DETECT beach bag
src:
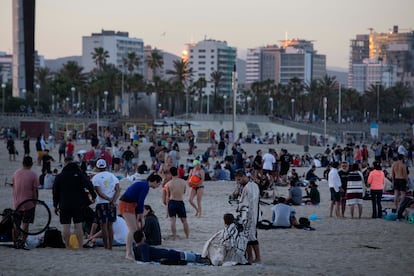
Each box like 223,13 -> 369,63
38,227 -> 65,248
189,175 -> 201,188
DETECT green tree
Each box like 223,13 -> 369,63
166,59 -> 193,115
210,71 -> 223,113
91,47 -> 109,71
146,49 -> 164,80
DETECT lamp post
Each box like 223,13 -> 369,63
376,82 -> 380,122
65,97 -> 70,112
1,83 -> 5,113
323,97 -> 327,147
247,96 -> 252,115
223,95 -> 227,115
269,97 -> 274,115
35,84 -> 40,112
71,86 -> 76,110
104,90 -> 108,113
291,98 -> 295,120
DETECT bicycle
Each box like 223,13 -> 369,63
0,198 -> 52,237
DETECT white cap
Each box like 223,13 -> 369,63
96,159 -> 107,169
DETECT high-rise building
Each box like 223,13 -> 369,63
82,30 -> 144,74
245,39 -> 326,86
348,26 -> 414,92
12,0 -> 36,98
185,39 -> 237,96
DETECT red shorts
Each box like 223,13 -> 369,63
118,200 -> 137,214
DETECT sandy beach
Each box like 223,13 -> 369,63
0,138 -> 413,276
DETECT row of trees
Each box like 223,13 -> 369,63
1,47 -> 412,122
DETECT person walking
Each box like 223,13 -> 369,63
118,173 -> 162,260
91,159 -> 120,250
53,158 -> 97,249
12,156 -> 39,249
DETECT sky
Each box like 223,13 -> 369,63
0,0 -> 413,69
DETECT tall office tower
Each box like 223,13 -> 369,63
349,26 -> 414,93
82,30 -> 144,75
186,39 -> 237,96
12,0 -> 35,98
279,39 -> 326,86
246,48 -> 261,84
261,45 -> 281,84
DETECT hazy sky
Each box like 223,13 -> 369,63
1,0 -> 413,69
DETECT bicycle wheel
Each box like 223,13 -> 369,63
14,199 -> 51,235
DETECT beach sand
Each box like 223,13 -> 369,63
0,139 -> 412,275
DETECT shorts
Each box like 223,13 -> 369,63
118,200 -> 137,214
192,185 -> 205,192
394,179 -> 408,192
95,203 -> 117,223
330,187 -> 340,202
17,207 -> 35,224
346,198 -> 363,205
168,200 -> 187,218
262,169 -> 273,175
113,157 -> 121,165
60,208 -> 83,224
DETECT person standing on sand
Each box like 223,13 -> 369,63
118,173 -> 162,260
92,159 -> 120,250
166,166 -> 189,240
391,154 -> 408,210
234,169 -> 261,264
53,157 -> 97,249
328,161 -> 341,217
367,161 -> 385,218
345,163 -> 365,219
12,156 -> 39,249
188,159 -> 205,217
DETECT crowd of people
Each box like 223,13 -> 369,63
6,126 -> 414,266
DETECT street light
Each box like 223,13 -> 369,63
223,95 -> 227,115
323,97 -> 327,146
71,86 -> 76,110
35,84 -> 40,112
1,83 -> 5,113
247,96 -> 252,115
269,97 -> 274,115
104,90 -> 108,112
65,97 -> 70,112
376,82 -> 380,122
291,98 -> 295,120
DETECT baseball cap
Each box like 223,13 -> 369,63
96,159 -> 107,169
193,159 -> 200,166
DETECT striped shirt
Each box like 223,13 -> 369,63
346,171 -> 364,199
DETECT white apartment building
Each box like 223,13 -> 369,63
186,39 -> 237,96
246,48 -> 261,84
82,30 -> 144,74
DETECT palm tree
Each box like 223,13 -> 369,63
124,52 -> 141,76
166,59 -> 193,115
91,47 -> 109,71
34,67 -> 53,112
210,71 -> 223,113
193,77 -> 207,113
146,49 -> 164,80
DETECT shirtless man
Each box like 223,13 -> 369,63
159,156 -> 174,217
166,166 -> 189,240
391,154 -> 409,210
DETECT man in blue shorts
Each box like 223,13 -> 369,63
166,167 -> 189,239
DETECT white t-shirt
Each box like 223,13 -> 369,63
92,171 -> 119,204
113,216 -> 128,244
271,204 -> 296,227
262,153 -> 276,171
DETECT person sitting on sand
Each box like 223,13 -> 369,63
132,230 -> 209,265
303,181 -> 320,205
201,213 -> 248,266
143,205 -> 162,245
271,197 -> 299,228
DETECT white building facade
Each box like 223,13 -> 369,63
82,30 -> 144,74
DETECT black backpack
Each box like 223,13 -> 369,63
38,227 -> 65,248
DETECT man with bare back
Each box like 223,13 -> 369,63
166,166 -> 189,240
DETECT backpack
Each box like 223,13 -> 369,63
38,227 -> 65,248
0,208 -> 13,242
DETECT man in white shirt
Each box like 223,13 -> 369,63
262,149 -> 276,184
328,162 -> 342,217
92,159 -> 121,249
